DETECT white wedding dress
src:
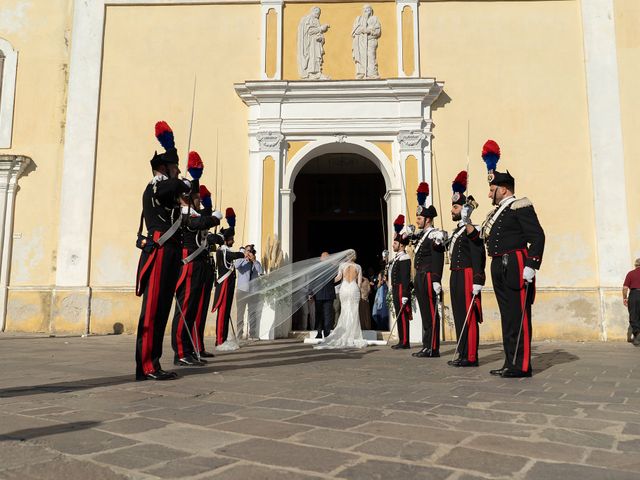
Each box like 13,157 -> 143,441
314,262 -> 368,349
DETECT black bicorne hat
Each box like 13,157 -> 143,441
222,227 -> 235,240
416,205 -> 438,219
489,170 -> 515,190
394,232 -> 411,246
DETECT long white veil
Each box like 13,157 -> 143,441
218,249 -> 354,350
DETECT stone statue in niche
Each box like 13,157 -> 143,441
297,6 -> 330,80
351,4 -> 381,79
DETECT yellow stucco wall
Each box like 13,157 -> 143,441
2,0 -> 71,287
283,2 -> 397,80
615,0 -> 640,263
92,4 -> 259,292
2,0 -> 72,333
420,0 -> 596,289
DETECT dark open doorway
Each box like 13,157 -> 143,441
292,153 -> 387,275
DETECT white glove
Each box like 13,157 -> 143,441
212,210 -> 223,220
433,282 -> 442,295
406,225 -> 416,236
401,297 -> 408,305
523,266 -> 536,283
461,204 -> 474,224
472,284 -> 483,295
431,230 -> 448,245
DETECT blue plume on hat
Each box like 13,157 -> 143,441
155,121 -> 175,151
482,140 -> 500,172
393,215 -> 405,234
416,182 -> 429,207
225,208 -> 236,228
452,171 -> 467,194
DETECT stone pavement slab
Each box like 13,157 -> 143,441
0,334 -> 639,479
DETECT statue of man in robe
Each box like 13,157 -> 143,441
351,4 -> 381,79
297,6 -> 330,80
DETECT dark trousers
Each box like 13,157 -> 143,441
315,299 -> 334,336
171,254 -> 214,359
212,275 -> 236,345
135,240 -> 181,377
414,271 -> 439,351
392,284 -> 411,346
450,268 -> 482,362
196,266 -> 215,352
629,290 -> 640,335
491,251 -> 534,373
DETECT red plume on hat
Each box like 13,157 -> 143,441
225,207 -> 236,228
393,214 -> 405,234
155,121 -> 175,151
452,171 -> 467,194
199,185 -> 211,198
416,182 -> 429,207
187,151 -> 204,179
481,140 -> 500,173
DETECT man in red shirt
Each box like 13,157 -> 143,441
623,258 -> 640,346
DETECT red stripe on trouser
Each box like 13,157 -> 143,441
176,261 -> 193,359
193,285 -> 206,351
142,231 -> 163,374
426,273 -> 437,350
136,249 -> 157,296
464,267 -> 478,362
215,280 -> 229,345
516,251 -> 530,372
399,284 -> 407,345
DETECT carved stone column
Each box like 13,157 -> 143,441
0,155 -> 32,331
249,131 -> 285,254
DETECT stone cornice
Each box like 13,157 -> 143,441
235,78 -> 444,106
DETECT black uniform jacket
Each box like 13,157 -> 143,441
449,224 -> 486,285
215,246 -> 246,281
389,252 -> 412,297
181,206 -> 220,260
413,228 -> 445,283
483,197 -> 545,270
142,177 -> 190,242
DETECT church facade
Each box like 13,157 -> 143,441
0,0 -> 638,341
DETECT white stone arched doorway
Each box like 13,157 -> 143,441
281,138 -> 402,262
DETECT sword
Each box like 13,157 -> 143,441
451,292 -> 477,363
386,302 -> 407,346
512,281 -> 530,366
174,295 -> 201,362
437,291 -> 446,342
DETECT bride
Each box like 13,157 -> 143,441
315,252 -> 368,349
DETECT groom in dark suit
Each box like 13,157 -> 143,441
314,251 -> 337,338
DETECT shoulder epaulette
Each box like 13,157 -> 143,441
511,197 -> 533,210
398,253 -> 411,261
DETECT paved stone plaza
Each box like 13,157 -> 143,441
0,335 -> 639,479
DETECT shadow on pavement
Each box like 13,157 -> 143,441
0,421 -> 101,441
0,344 -> 374,398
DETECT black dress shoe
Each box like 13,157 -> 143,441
390,343 -> 402,349
414,348 -> 431,358
174,356 -> 205,367
627,325 -> 634,343
392,344 -> 410,349
315,333 -> 323,339
447,358 -> 461,366
199,350 -> 215,358
501,368 -> 532,378
455,359 -> 479,367
426,350 -> 440,358
140,370 -> 179,381
490,367 -> 507,376
412,347 -> 428,357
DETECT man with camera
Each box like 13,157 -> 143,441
135,122 -> 190,381
235,244 -> 264,340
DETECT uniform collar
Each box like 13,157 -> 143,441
499,195 -> 515,206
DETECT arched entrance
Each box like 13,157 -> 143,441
292,153 -> 387,270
